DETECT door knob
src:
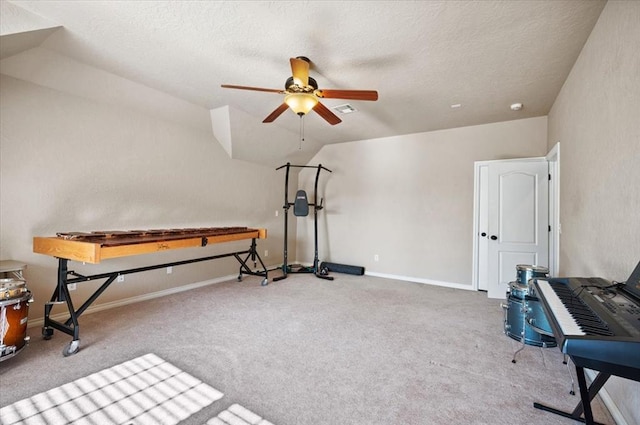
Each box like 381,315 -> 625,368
490,235 -> 498,240
481,232 -> 487,237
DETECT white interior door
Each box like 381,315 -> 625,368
483,160 -> 549,298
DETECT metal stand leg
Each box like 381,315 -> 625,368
273,163 -> 291,283
512,301 -> 527,363
43,258 -> 82,356
236,238 -> 269,286
533,366 -> 610,425
43,243 -> 270,356
564,354 -> 576,395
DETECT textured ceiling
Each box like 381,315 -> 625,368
1,1 -> 606,164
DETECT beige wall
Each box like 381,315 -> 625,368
547,1 -> 640,423
549,1 -> 640,279
0,75 -> 285,322
298,116 -> 548,286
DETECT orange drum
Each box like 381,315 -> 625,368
1,278 -> 32,362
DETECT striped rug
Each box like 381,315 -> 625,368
0,353 -> 223,425
207,403 -> 274,425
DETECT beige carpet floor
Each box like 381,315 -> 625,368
0,273 -> 615,424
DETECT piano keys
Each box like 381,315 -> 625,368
534,278 -> 640,375
532,274 -> 640,425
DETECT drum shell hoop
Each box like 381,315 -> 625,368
516,264 -> 549,286
0,278 -> 28,300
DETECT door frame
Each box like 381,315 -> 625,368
472,149 -> 560,292
546,142 -> 561,277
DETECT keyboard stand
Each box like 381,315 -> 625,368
533,366 -> 609,425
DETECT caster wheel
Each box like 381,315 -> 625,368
63,340 -> 80,357
42,327 -> 54,340
261,278 -> 268,286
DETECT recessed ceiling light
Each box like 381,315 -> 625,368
333,104 -> 358,114
510,103 -> 523,111
450,103 -> 462,109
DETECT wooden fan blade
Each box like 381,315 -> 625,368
312,102 -> 342,125
221,84 -> 283,94
263,103 -> 290,123
290,57 -> 309,87
315,89 -> 378,101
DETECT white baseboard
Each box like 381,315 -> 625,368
27,273 -> 239,329
585,369 -> 628,425
28,269 -> 472,329
365,271 -> 473,291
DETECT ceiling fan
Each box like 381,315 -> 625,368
221,56 -> 378,125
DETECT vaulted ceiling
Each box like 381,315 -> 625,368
0,1 -> 606,166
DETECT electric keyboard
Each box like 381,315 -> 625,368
534,277 -> 640,380
532,276 -> 640,425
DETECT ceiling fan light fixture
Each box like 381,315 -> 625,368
222,57 -> 377,125
285,93 -> 318,116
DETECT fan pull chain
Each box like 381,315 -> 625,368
299,116 -> 305,149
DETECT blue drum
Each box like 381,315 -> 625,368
525,297 -> 556,345
503,294 -> 556,348
516,264 -> 549,286
508,280 -> 530,299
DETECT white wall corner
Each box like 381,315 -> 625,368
1,48 -> 211,131
210,105 -> 233,158
0,2 -> 62,60
0,2 -> 60,36
212,104 -> 322,167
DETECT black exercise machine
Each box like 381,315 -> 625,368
273,162 -> 334,281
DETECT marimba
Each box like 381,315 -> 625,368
33,227 -> 268,356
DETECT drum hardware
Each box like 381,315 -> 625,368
527,317 -> 555,337
502,300 -> 527,363
1,278 -> 28,300
509,280 -> 531,299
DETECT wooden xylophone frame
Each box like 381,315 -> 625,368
33,227 -> 268,356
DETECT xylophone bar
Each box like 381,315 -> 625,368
34,227 -> 266,264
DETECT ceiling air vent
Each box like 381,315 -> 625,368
332,104 -> 358,114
